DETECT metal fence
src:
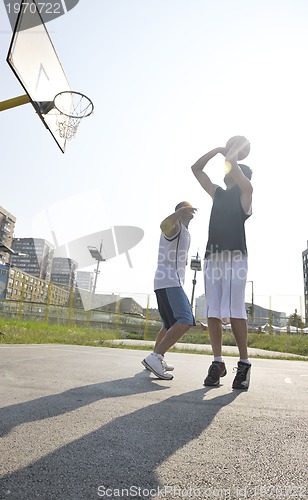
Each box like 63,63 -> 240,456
0,296 -> 162,340
0,291 -> 306,333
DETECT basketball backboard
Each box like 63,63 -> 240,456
7,0 -> 74,153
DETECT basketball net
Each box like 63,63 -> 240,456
55,91 -> 94,140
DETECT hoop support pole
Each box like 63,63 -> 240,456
0,94 -> 30,112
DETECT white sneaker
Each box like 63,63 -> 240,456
162,359 -> 174,371
142,354 -> 174,371
141,353 -> 173,380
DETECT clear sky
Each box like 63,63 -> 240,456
0,0 -> 307,316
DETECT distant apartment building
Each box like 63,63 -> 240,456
5,266 -> 69,305
72,271 -> 94,309
11,238 -> 54,281
0,264 -> 8,299
195,293 -> 286,327
76,271 -> 94,292
195,294 -> 206,320
302,242 -> 308,324
51,257 -> 77,289
0,206 -> 16,264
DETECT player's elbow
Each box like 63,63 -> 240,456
191,163 -> 200,177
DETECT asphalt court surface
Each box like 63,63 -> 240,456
0,344 -> 307,499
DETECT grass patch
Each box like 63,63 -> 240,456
0,317 -> 307,359
247,332 -> 308,356
0,318 -> 123,346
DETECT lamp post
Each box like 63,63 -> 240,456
88,241 -> 106,309
190,251 -> 202,309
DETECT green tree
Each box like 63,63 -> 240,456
287,313 -> 304,330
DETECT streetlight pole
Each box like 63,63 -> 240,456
190,251 -> 202,309
92,258 -> 100,297
88,241 -> 106,310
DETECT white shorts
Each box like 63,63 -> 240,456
203,251 -> 248,322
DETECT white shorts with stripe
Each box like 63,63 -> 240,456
203,251 -> 248,322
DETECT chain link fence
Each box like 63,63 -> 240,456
0,289 -> 306,336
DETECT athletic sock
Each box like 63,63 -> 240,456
214,356 -> 223,363
240,359 -> 251,365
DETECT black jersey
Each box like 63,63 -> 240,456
205,185 -> 251,259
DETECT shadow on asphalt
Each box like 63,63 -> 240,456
0,372 -> 169,438
0,374 -> 241,499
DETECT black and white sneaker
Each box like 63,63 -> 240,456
204,361 -> 227,386
232,361 -> 251,390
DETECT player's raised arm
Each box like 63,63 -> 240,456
160,204 -> 197,238
191,147 -> 226,197
225,137 -> 252,189
225,136 -> 253,214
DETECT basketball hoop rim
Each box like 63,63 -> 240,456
53,90 -> 94,118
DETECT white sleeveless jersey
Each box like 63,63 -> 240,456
154,223 -> 190,290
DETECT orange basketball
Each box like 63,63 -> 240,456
226,136 -> 250,160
